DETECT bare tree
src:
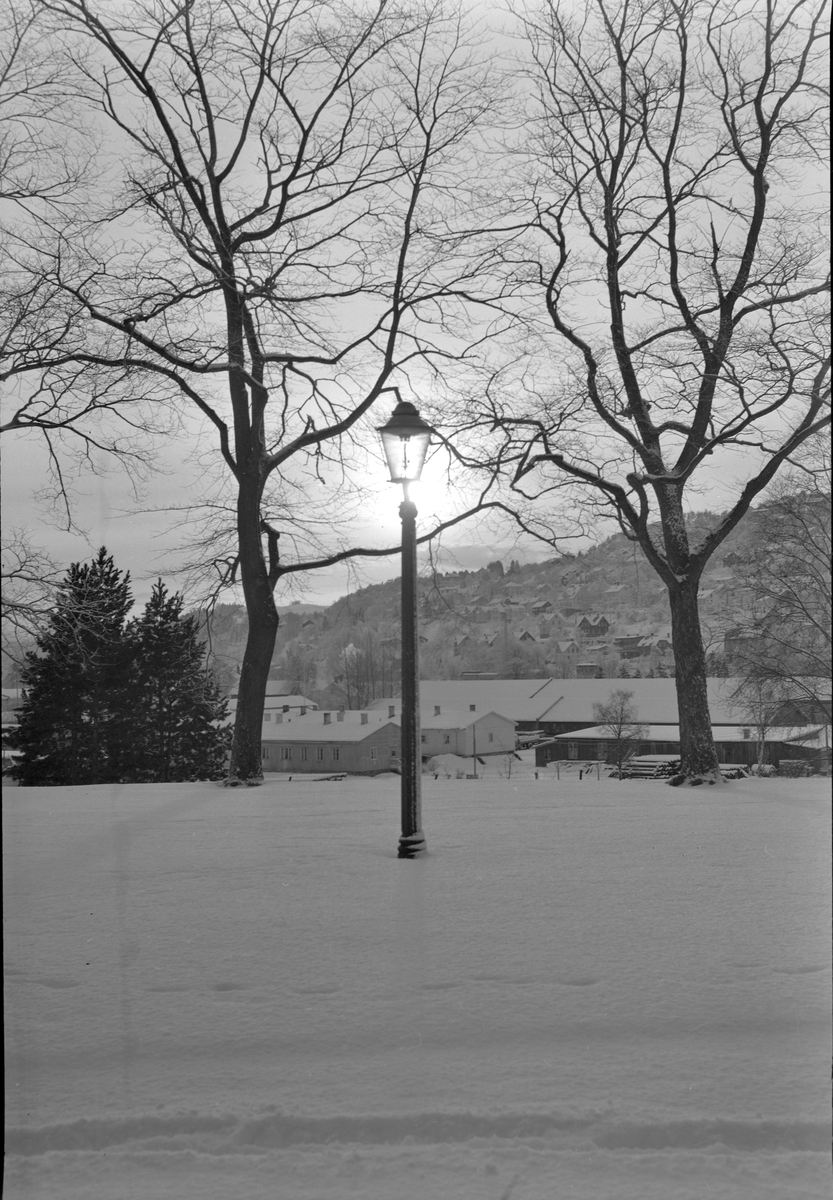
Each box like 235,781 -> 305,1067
1,0 -> 176,529
1,529 -> 63,666
728,673 -> 785,769
592,688 -> 646,777
475,0 -> 830,781
0,0 -> 89,208
13,0 -> 506,781
728,445 -> 831,722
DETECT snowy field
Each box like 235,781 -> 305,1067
3,772 -> 831,1199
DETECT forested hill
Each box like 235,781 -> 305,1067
200,497 -> 831,701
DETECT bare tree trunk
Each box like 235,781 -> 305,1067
228,478 -> 279,783
668,579 -> 720,783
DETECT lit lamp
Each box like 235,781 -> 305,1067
377,398 -> 433,858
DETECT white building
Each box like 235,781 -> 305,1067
260,703 -> 516,774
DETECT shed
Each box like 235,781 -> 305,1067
535,723 -> 829,771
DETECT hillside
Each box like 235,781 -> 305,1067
7,499 -> 819,700
203,504 -> 794,704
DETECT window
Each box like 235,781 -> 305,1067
261,746 -> 269,760
264,712 -> 271,722
316,747 -> 325,761
370,747 -> 377,760
567,742 -> 578,760
421,734 -> 427,743
488,732 -> 494,743
301,747 -> 308,761
597,742 -> 607,760
390,747 -> 397,757
332,747 -> 340,761
281,747 -> 292,760
443,734 -> 451,745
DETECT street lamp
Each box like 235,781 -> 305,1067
377,398 -> 433,858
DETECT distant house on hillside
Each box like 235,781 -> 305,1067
551,639 -> 580,655
577,614 -> 610,636
613,634 -> 645,657
698,588 -> 719,613
581,639 -> 610,654
723,627 -> 764,664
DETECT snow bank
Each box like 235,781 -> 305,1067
4,775 -> 830,1198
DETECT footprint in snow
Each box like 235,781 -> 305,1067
290,984 -> 342,995
772,965 -> 825,975
470,974 -> 538,985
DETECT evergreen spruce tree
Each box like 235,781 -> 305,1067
127,582 -> 229,782
11,549 -> 133,786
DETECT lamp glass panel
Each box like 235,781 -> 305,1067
380,429 -> 431,483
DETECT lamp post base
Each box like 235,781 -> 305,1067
397,831 -> 427,859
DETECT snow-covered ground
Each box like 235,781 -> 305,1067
4,772 -> 830,1199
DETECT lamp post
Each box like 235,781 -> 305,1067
377,399 -> 433,858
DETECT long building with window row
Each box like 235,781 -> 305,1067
260,705 -> 516,775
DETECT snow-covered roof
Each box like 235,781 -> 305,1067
551,723 -> 827,744
388,706 -> 515,731
227,693 -> 317,722
370,680 -> 565,722
228,680 -> 300,699
369,678 -> 755,725
260,705 -> 516,740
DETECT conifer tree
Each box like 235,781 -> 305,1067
11,549 -> 132,785
126,582 -> 229,782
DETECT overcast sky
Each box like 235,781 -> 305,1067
0,418 -> 559,610
2,413 -> 760,613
